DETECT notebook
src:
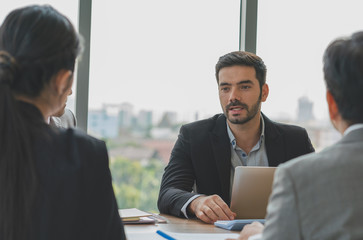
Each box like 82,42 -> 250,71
230,166 -> 276,219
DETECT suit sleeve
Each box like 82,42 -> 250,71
157,125 -> 199,217
261,166 -> 302,240
282,127 -> 315,164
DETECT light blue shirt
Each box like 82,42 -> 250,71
226,114 -> 268,166
181,114 -> 269,218
227,114 -> 268,197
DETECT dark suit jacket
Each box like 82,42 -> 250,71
18,102 -> 126,240
157,113 -> 314,218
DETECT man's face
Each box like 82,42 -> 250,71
53,88 -> 72,117
218,65 -> 268,125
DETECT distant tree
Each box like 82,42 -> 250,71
110,157 -> 165,212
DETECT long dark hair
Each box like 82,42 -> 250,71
0,5 -> 81,240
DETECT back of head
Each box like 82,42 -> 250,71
323,31 -> 363,124
0,5 -> 81,240
215,51 -> 267,89
0,5 -> 81,97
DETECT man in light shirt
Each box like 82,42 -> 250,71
158,51 -> 314,223
235,31 -> 363,240
49,108 -> 77,128
49,89 -> 76,128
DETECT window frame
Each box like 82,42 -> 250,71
75,0 -> 258,132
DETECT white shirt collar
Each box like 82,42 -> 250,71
226,114 -> 265,147
344,123 -> 363,136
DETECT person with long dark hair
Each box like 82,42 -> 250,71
0,5 -> 125,240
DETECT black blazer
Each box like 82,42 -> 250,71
157,113 -> 314,218
19,102 -> 126,240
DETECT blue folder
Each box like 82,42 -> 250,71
214,219 -> 265,231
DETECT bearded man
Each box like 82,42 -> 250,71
158,51 -> 314,223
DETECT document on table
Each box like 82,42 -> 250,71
119,208 -> 152,220
128,231 -> 239,240
163,232 -> 239,240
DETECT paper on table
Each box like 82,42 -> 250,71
127,231 -> 239,240
126,232 -> 167,240
119,208 -> 152,219
126,228 -> 239,240
166,232 -> 239,240
123,216 -> 156,224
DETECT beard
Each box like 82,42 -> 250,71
224,95 -> 261,125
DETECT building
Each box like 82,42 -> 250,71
88,109 -> 119,138
137,110 -> 153,130
88,103 -> 156,139
297,96 -> 314,123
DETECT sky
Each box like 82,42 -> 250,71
2,0 -> 363,123
257,0 -> 363,122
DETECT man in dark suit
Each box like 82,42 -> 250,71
158,51 -> 314,223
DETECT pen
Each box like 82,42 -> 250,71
156,230 -> 177,240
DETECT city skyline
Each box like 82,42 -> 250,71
83,94 -> 327,127
86,95 -> 340,152
2,1 -> 363,125
86,0 -> 363,124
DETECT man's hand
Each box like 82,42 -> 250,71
230,221 -> 264,240
188,195 -> 236,223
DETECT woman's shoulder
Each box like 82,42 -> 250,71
65,128 -> 106,149
35,127 -> 109,172
61,128 -> 108,165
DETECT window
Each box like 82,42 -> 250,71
89,0 -> 240,212
256,0 -> 363,151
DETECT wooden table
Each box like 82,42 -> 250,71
124,214 -> 240,239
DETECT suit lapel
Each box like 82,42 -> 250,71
209,114 -> 232,204
263,113 -> 285,167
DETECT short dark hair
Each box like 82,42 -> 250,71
323,31 -> 363,124
215,51 -> 267,89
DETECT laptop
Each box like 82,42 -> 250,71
230,166 -> 276,219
